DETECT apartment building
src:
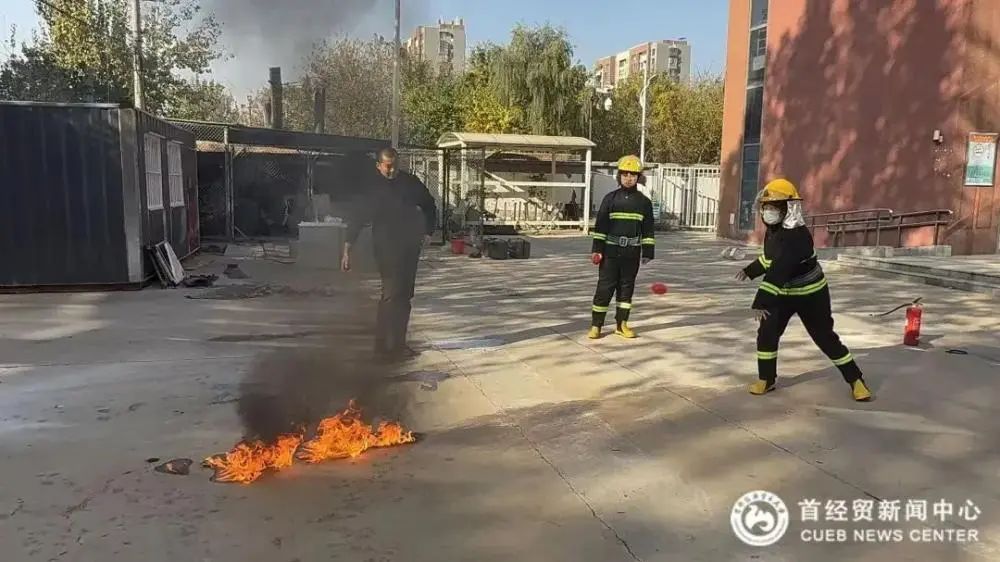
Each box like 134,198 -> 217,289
594,39 -> 691,89
405,18 -> 467,75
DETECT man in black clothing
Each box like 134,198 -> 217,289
736,178 -> 872,401
341,147 -> 437,361
588,155 -> 656,340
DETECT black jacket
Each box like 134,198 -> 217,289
591,187 -> 656,260
743,225 -> 827,309
345,169 -> 437,250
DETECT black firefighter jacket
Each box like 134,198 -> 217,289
742,225 -> 828,310
591,187 -> 656,260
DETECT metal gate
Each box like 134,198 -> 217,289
648,164 -> 721,230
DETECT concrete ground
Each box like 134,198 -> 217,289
2,233 -> 999,562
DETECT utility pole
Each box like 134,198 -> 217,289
391,0 -> 401,148
131,0 -> 144,110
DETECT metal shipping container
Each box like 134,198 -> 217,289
0,102 -> 198,290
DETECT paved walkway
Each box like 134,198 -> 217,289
1,233 -> 999,561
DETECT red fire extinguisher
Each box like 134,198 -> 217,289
870,297 -> 923,346
904,302 -> 923,346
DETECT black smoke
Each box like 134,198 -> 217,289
202,0 -> 430,96
234,277 -> 410,443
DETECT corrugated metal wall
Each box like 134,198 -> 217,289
0,103 -> 130,287
0,104 -> 199,289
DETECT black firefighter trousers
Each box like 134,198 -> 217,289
591,249 -> 641,327
756,285 -> 863,384
374,241 -> 422,354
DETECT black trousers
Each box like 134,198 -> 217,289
374,242 -> 422,353
756,285 -> 863,383
591,250 -> 641,327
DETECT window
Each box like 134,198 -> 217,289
751,0 -> 769,28
167,141 -> 184,207
743,86 -> 764,144
747,28 -> 767,85
738,0 -> 769,231
738,144 -> 762,230
144,133 -> 163,210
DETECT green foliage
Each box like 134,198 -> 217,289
648,73 -> 724,164
589,72 -> 724,164
1,4 -> 724,158
489,25 -> 587,135
402,59 -> 462,146
167,77 -> 240,123
1,0 -> 224,115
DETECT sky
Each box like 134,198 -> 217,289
2,0 -> 730,98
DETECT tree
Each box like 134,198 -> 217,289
648,73 -> 724,164
590,76 -> 644,161
456,82 -> 520,134
401,59 -> 462,146
1,0 -> 225,115
490,25 -> 588,136
167,78 -> 240,123
274,36 -> 395,138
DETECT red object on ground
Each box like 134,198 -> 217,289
591,253 -> 603,265
904,303 -> 922,346
450,238 -> 466,254
651,282 -> 668,295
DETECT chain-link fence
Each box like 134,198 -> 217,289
167,115 -> 493,243
648,164 -> 721,230
396,148 -> 444,228
438,148 -> 486,237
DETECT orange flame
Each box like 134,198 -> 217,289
203,401 -> 415,484
297,400 -> 415,463
203,433 -> 304,484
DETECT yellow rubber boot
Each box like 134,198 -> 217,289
749,380 -> 776,395
615,322 -> 636,339
587,326 -> 602,339
852,379 -> 872,401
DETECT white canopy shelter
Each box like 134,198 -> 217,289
436,132 -> 597,232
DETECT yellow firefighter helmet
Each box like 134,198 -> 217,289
758,178 -> 801,202
617,155 -> 643,173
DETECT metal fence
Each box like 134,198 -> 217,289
648,164 -> 721,230
397,148 -> 445,228
439,148 -> 486,235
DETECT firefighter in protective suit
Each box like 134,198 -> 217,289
736,179 -> 873,401
588,155 -> 656,339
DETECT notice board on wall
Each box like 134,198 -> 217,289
964,132 -> 998,187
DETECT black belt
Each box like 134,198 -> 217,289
607,236 -> 641,247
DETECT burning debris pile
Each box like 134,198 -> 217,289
203,400 -> 415,484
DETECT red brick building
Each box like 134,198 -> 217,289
718,0 -> 1000,254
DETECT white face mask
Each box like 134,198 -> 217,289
762,208 -> 783,225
